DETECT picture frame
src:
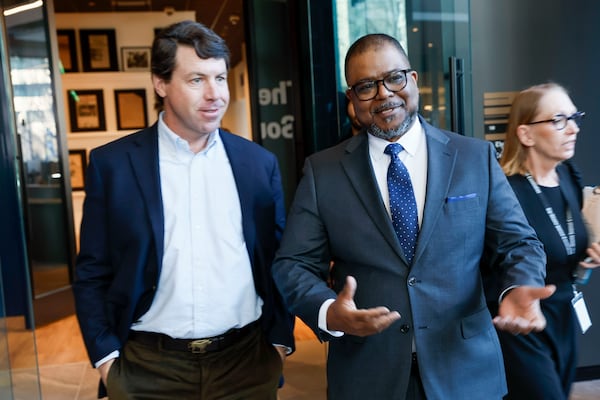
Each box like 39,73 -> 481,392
114,89 -> 148,130
121,47 -> 151,72
68,149 -> 87,191
56,29 -> 78,72
67,89 -> 106,132
79,29 -> 118,72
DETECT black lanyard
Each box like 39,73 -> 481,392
525,173 -> 575,256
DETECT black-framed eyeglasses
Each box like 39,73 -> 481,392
348,69 -> 413,101
526,111 -> 586,130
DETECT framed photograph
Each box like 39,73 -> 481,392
114,89 -> 148,130
68,149 -> 87,191
79,29 -> 118,72
67,89 -> 106,132
121,47 -> 151,72
57,29 -> 78,72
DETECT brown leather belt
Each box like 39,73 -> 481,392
129,320 -> 259,354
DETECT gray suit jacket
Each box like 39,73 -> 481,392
272,116 -> 546,399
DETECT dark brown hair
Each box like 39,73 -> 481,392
151,20 -> 230,108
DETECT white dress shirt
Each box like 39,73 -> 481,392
131,113 -> 263,338
96,116 -> 264,368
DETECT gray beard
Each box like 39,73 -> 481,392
367,111 -> 417,141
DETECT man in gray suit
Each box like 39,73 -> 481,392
272,33 -> 556,399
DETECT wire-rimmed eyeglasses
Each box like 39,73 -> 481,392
348,69 -> 413,101
526,111 -> 586,130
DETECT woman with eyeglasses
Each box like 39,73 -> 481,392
497,82 -> 600,399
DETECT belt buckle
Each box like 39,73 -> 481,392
188,339 -> 212,354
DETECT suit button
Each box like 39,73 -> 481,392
400,324 -> 410,333
408,277 -> 417,286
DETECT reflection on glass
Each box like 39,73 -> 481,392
2,1 -> 71,398
12,61 -> 59,184
8,5 -> 71,299
333,0 -> 408,93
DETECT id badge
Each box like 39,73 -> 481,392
571,291 -> 592,334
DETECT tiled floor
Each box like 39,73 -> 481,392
11,362 -> 98,400
6,315 -> 600,399
27,340 -> 600,400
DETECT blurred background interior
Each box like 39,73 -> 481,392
1,0 -> 599,398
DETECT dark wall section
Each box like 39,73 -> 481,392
245,0 -> 340,206
470,0 -> 600,186
245,0 -> 303,206
293,0 -> 340,155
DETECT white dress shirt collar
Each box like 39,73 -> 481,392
158,111 -> 219,155
368,115 -> 423,160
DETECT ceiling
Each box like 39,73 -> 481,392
51,0 -> 245,65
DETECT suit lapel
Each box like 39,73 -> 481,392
413,122 -> 455,264
220,131 -> 256,262
341,135 -> 406,261
128,125 -> 165,269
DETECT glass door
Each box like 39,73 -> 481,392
5,0 -> 76,326
0,0 -> 43,397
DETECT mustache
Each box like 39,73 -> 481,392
372,101 -> 404,114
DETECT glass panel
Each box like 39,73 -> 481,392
333,0 -> 472,136
333,0 -> 408,93
6,1 -> 73,305
0,1 -> 69,399
0,0 -> 42,397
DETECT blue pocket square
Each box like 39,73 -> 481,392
446,193 -> 477,202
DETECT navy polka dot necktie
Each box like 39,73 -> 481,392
384,143 -> 418,263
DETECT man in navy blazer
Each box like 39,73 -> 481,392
73,21 -> 293,399
272,34 -> 555,399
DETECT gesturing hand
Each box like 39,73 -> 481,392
326,276 -> 401,336
493,285 -> 556,335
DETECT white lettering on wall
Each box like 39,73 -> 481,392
258,80 -> 292,105
261,115 -> 294,139
259,80 -> 294,140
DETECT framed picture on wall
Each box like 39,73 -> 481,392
114,89 -> 148,130
68,149 -> 87,191
79,29 -> 118,72
67,89 -> 106,132
56,29 -> 78,72
121,47 -> 151,72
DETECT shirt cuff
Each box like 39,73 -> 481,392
499,285 -> 519,303
95,350 -> 119,369
318,298 -> 344,337
273,344 -> 293,355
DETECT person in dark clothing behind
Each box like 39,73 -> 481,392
495,82 -> 600,399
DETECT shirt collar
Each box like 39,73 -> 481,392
368,116 -> 423,161
158,111 -> 219,155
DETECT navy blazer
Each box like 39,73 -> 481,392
73,125 -> 294,368
272,116 -> 546,400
